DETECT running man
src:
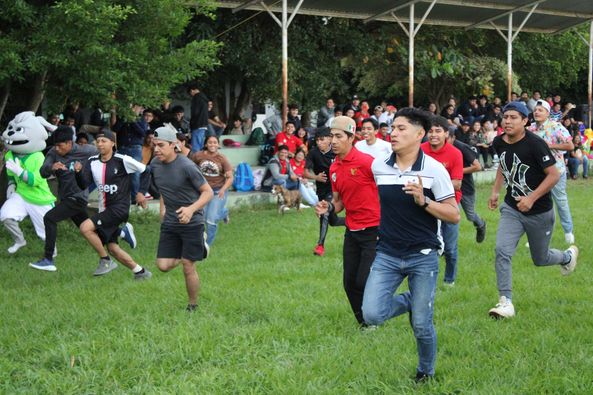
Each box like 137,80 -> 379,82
74,129 -> 151,279
488,101 -> 578,319
362,108 -> 459,382
314,116 -> 380,326
304,127 -> 344,257
138,124 -> 213,312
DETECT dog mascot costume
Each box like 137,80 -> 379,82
1,111 -> 57,253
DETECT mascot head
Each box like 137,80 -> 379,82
2,111 -> 57,154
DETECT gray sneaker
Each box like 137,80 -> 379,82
134,268 -> 152,280
93,258 -> 117,276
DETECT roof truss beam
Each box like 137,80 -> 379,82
465,0 -> 545,30
364,0 -> 423,24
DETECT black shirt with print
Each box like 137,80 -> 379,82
492,131 -> 557,215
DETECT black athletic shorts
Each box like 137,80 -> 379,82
157,222 -> 205,262
90,208 -> 128,245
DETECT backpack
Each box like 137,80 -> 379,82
247,127 -> 265,145
259,143 -> 275,166
233,162 -> 255,192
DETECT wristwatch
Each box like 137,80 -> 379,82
422,196 -> 432,210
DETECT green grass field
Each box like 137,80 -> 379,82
1,182 -> 592,393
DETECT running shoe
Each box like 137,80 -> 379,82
121,223 -> 137,249
561,246 -> 578,276
93,258 -> 117,276
134,268 -> 153,280
29,258 -> 57,272
7,240 -> 26,254
313,244 -> 325,256
488,296 -> 515,319
203,232 -> 210,260
476,222 -> 486,243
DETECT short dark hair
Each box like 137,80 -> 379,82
379,122 -> 388,128
533,90 -> 541,95
285,120 -> 296,127
53,126 -> 74,143
277,145 -> 289,152
394,107 -> 432,133
143,109 -> 154,115
288,104 -> 299,110
361,117 -> 378,130
187,82 -> 199,92
430,115 -> 449,131
171,105 -> 184,114
75,132 -> 89,143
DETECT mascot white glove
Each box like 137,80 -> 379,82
6,183 -> 16,199
5,158 -> 24,178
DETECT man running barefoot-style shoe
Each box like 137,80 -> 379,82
121,222 -> 137,249
313,244 -> 325,256
488,102 -> 579,319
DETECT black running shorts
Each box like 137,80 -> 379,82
157,222 -> 205,262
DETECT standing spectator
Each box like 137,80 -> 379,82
207,100 -> 226,137
528,100 -> 575,244
487,101 -> 577,319
305,128 -> 345,257
314,116 -> 380,326
192,135 -> 233,245
376,122 -> 391,142
550,102 -> 563,122
142,131 -> 155,165
371,105 -> 384,123
317,98 -> 335,128
188,82 -> 209,152
362,108 -> 459,382
378,105 -> 397,131
527,90 -> 542,112
346,95 -> 361,113
355,101 -> 370,129
355,118 -> 392,159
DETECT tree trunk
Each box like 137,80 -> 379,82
232,79 -> 251,120
0,81 -> 11,123
28,70 -> 48,113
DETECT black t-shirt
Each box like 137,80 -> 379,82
305,147 -> 335,198
492,131 -> 557,215
453,139 -> 478,196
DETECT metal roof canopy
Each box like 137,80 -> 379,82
219,0 -> 593,127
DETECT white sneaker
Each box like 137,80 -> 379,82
299,203 -> 310,209
489,296 -> 515,319
564,232 -> 575,244
53,247 -> 58,258
7,240 -> 26,254
560,245 -> 578,276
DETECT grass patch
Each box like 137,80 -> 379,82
1,181 -> 592,393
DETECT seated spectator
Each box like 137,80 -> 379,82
344,107 -> 356,119
455,120 -> 471,144
468,120 -> 481,148
287,104 -> 302,131
476,95 -> 492,119
296,127 -> 309,152
176,132 -> 192,158
567,133 -> 588,179
325,106 -> 343,128
142,131 -> 155,165
290,149 -> 317,206
275,120 -> 305,157
475,119 -> 494,168
262,145 -> 299,191
427,102 -> 438,115
458,95 -> 479,124
171,105 -> 189,134
378,105 -> 396,130
228,117 -> 245,135
550,102 -> 563,122
441,104 -> 459,126
207,100 -> 226,137
317,98 -> 335,127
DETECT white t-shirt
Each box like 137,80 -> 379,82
355,138 -> 392,159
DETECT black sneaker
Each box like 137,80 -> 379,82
414,371 -> 433,383
476,222 -> 487,243
186,304 -> 198,312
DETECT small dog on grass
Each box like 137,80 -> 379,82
271,184 -> 302,214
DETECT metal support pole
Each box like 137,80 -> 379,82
587,20 -> 593,129
507,13 -> 513,103
281,0 -> 288,126
409,3 -> 415,108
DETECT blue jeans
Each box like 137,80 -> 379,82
118,144 -> 142,203
272,178 -> 299,190
362,250 -> 439,376
441,221 -> 459,283
550,169 -> 573,234
204,188 -> 228,246
567,156 -> 588,178
191,127 -> 207,152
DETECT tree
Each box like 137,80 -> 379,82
0,0 -> 220,121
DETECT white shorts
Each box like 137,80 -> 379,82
0,193 -> 54,240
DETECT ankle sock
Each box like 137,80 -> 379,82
132,265 -> 144,274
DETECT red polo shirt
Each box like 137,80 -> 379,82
330,147 -> 380,230
421,141 -> 463,203
275,132 -> 304,154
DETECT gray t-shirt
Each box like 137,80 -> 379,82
148,155 -> 207,225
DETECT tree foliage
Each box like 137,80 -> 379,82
0,0 -> 220,120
